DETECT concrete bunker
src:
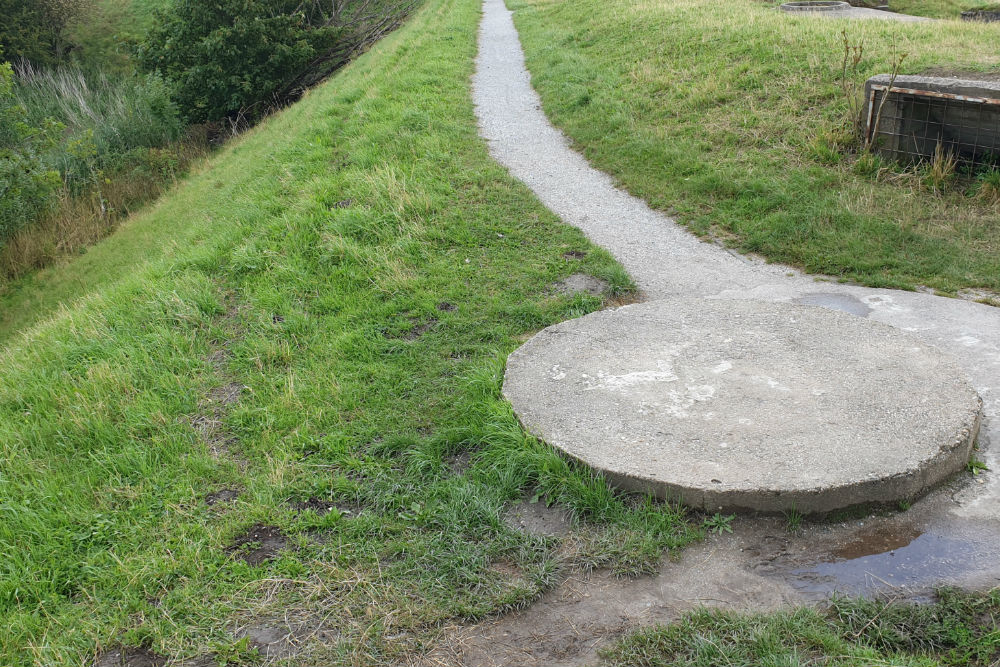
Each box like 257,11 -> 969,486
865,75 -> 1000,169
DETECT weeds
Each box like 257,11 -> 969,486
702,513 -> 734,535
922,143 -> 958,192
783,506 -> 803,532
975,168 -> 1000,206
967,458 -> 989,475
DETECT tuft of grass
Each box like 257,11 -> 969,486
0,0 -> 695,662
922,144 -> 958,193
975,169 -> 1000,207
783,505 -> 803,532
509,0 -> 1000,294
602,587 -> 1000,666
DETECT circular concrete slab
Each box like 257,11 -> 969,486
503,298 -> 982,513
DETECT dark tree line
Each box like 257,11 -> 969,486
140,0 -> 418,124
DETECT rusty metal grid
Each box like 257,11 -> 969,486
866,86 -> 1000,170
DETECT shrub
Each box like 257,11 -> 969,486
139,0 -> 415,123
0,61 -> 62,247
0,0 -> 89,66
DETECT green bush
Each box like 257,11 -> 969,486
139,0 -> 414,123
0,0 -> 88,66
0,62 -> 62,246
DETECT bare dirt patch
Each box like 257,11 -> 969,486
208,381 -> 244,406
428,486 -> 1000,666
437,301 -> 458,311
230,615 -> 343,662
424,536 -> 798,667
551,273 -> 608,297
205,488 -> 240,506
93,647 -> 167,667
504,499 -> 572,538
562,250 -> 587,260
290,497 -> 361,517
445,451 -> 474,475
228,525 -> 290,566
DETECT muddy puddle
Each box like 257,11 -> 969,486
782,521 -> 1000,600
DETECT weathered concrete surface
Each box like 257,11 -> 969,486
474,0 -> 1000,521
504,298 -> 982,512
802,6 -> 930,20
779,1 -> 851,12
867,74 -> 1000,102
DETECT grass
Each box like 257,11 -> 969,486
509,0 -> 1000,294
603,588 -> 1000,666
67,0 -> 169,71
0,0 -> 699,662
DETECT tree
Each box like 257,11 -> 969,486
0,0 -> 88,66
139,0 -> 415,124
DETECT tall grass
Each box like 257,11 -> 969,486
12,61 -> 183,189
0,61 -> 204,282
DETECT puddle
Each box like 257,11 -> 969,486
787,523 -> 995,599
794,293 -> 871,317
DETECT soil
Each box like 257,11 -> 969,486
562,250 -> 587,259
93,647 -> 167,667
205,488 -> 240,506
232,616 -> 343,661
429,487 -> 1000,666
208,382 -> 244,407
227,525 -> 290,565
445,451 -> 474,475
551,274 -> 608,298
503,499 -> 572,538
437,302 -> 458,311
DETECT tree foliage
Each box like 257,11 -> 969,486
0,0 -> 89,66
139,0 -> 416,123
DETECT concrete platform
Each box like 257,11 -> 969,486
503,298 -> 982,513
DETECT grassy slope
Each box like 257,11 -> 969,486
510,0 -> 1000,293
0,0 -> 697,663
67,0 -> 167,69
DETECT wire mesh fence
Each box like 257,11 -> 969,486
866,85 -> 1000,170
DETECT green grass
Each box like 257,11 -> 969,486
890,0 -> 1000,19
510,0 -> 1000,293
603,588 -> 1000,666
887,0 -> 974,18
67,0 -> 169,70
0,0 -> 699,662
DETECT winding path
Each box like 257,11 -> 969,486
474,0 -> 998,518
458,2 -> 1000,663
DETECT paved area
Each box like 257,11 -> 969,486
781,4 -> 931,20
504,298 -> 982,512
473,0 -> 1000,518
